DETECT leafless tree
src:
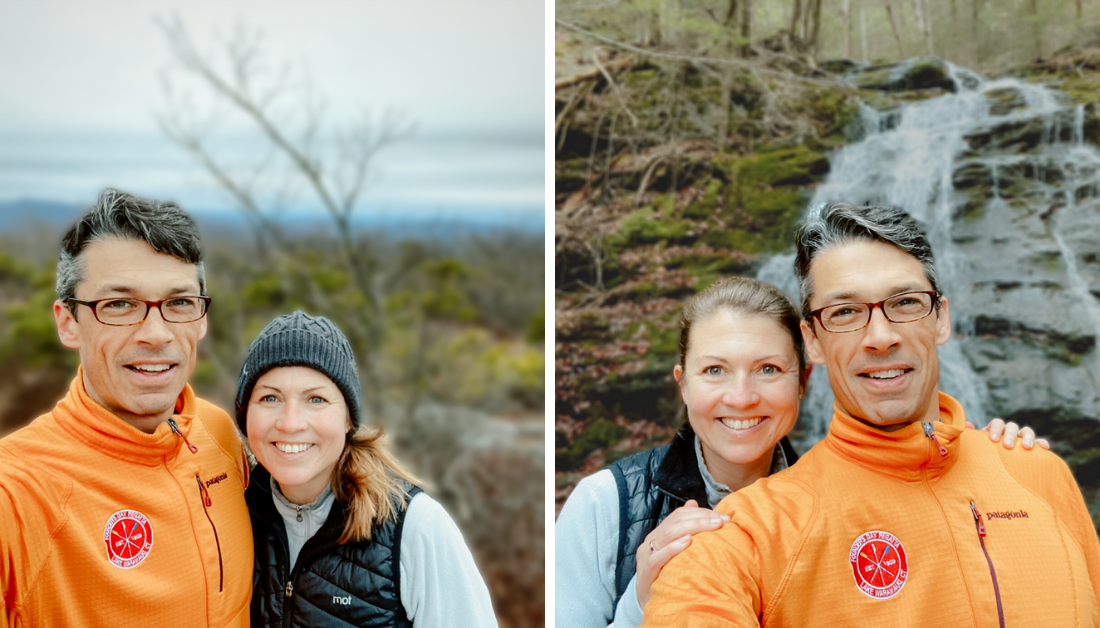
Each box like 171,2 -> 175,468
156,18 -> 414,417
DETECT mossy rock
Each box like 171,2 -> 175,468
665,251 -> 755,286
556,419 -> 630,471
682,179 -> 725,220
985,86 -> 1028,116
557,309 -> 612,343
853,57 -> 956,93
607,206 -> 696,250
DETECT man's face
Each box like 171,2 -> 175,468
799,240 -> 950,430
54,237 -> 207,430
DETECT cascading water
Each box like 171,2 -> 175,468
759,59 -> 1100,451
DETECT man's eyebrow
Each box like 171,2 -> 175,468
95,285 -> 199,298
821,285 -> 927,304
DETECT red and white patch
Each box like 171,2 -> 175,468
103,510 -> 154,569
849,530 -> 908,599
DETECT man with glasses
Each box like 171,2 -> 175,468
0,190 -> 252,627
643,202 -> 1100,626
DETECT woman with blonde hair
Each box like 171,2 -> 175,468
237,311 -> 496,627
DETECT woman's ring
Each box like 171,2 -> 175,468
649,540 -> 657,553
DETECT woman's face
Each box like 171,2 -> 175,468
247,366 -> 350,505
674,310 -> 803,483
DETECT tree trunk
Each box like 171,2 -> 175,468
726,0 -> 740,26
1030,0 -> 1041,61
791,0 -> 803,46
843,0 -> 852,59
861,7 -> 869,61
922,0 -> 934,56
972,0 -> 981,65
808,0 -> 823,59
885,2 -> 906,58
740,0 -> 753,57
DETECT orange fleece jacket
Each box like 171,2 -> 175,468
643,393 -> 1100,627
0,371 -> 253,628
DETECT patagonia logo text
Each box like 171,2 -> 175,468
204,473 -> 229,488
986,510 -> 1029,520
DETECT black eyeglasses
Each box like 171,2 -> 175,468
808,291 -> 939,333
66,296 -> 211,326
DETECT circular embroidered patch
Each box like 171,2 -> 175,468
849,530 -> 908,599
103,510 -> 154,569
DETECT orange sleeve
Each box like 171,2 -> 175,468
1051,456 -> 1100,606
0,473 -> 18,628
641,522 -> 763,627
1002,444 -> 1100,606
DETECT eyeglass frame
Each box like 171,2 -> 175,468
806,290 -> 941,333
64,296 -> 212,326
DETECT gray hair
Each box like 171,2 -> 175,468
56,189 -> 205,316
679,276 -> 808,388
794,202 -> 939,320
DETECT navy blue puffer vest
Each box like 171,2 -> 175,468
607,423 -> 799,606
247,464 -> 421,627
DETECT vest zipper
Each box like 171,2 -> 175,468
196,474 -> 224,592
970,501 -> 1005,628
921,422 -> 948,457
168,418 -> 198,454
284,580 -> 294,628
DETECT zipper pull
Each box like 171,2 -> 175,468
286,581 -> 294,598
295,505 -> 303,522
970,501 -> 987,537
168,418 -> 198,454
196,474 -> 212,507
922,422 -> 948,457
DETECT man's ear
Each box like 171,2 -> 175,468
54,300 -> 81,349
197,313 -> 208,341
935,295 -> 952,346
800,319 -> 826,365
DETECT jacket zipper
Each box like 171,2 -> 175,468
168,418 -> 198,454
196,474 -> 224,592
970,501 -> 1005,628
284,579 -> 294,628
921,422 -> 948,457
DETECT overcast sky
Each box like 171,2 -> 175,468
0,1 -> 543,221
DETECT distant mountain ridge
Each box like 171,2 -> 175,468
0,198 -> 543,240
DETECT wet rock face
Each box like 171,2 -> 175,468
852,57 -> 958,93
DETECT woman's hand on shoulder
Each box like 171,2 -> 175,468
966,418 -> 1050,450
635,500 -> 730,609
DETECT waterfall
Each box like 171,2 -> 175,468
758,60 -> 1100,449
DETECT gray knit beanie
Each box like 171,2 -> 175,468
235,311 -> 361,434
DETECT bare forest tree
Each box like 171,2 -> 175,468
157,18 -> 416,419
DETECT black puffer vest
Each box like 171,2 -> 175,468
246,464 -> 421,627
607,423 -> 799,606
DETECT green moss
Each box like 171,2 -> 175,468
556,419 -> 630,471
607,206 -> 694,250
682,179 -> 724,220
666,251 -> 753,288
647,320 -> 681,357
626,68 -> 659,85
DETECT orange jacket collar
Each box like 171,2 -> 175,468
52,366 -> 198,467
825,391 -> 966,481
